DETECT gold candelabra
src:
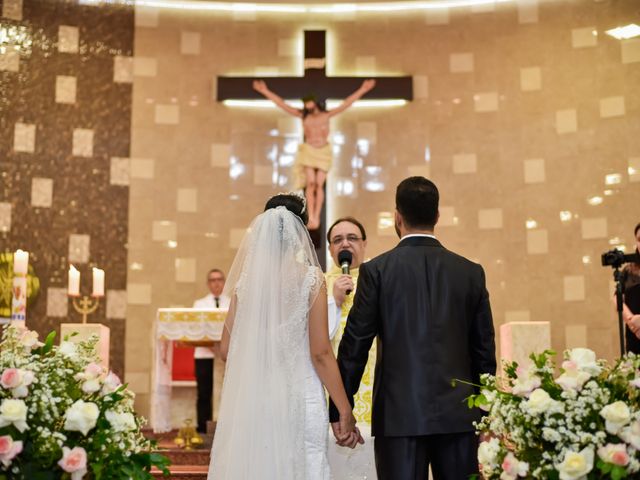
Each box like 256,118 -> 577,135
71,295 -> 100,324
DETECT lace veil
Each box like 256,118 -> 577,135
209,206 -> 324,479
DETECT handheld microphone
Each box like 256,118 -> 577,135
338,250 -> 353,295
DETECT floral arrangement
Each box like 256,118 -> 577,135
0,325 -> 169,479
470,348 -> 640,480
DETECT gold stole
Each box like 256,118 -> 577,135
325,265 -> 375,424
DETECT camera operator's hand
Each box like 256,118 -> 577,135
627,314 -> 640,338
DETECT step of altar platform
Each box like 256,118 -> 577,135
151,464 -> 208,479
144,428 -> 213,480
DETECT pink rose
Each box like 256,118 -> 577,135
1,369 -> 20,389
0,435 -> 23,467
611,450 -> 630,466
0,435 -> 14,455
598,444 -> 630,467
501,452 -> 529,479
101,372 -> 122,395
58,446 -> 87,479
502,455 -> 515,472
85,363 -> 104,378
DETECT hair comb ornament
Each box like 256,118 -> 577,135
277,191 -> 307,215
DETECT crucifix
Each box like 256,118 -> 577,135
217,30 -> 413,102
216,30 -> 413,267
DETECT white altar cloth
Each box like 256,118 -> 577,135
151,308 -> 227,432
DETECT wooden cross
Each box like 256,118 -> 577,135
216,30 -> 413,101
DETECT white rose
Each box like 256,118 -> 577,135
105,410 -> 136,432
600,401 -> 631,434
478,438 -> 501,468
556,447 -> 594,480
0,399 -> 28,432
20,330 -> 40,350
480,389 -> 496,412
511,366 -> 541,397
568,348 -> 601,376
64,400 -> 99,436
620,420 -> 640,450
59,341 -> 78,359
556,361 -> 591,392
81,379 -> 101,394
522,388 -> 553,415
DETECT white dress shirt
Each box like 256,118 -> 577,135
327,296 -> 342,340
401,233 -> 436,240
192,293 -> 230,359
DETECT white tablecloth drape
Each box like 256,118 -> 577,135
151,308 -> 227,432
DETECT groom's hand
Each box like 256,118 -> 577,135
331,416 -> 365,449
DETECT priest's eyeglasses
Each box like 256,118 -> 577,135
330,235 -> 363,246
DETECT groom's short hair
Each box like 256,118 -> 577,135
396,177 -> 439,230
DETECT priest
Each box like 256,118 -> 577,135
325,217 -> 376,478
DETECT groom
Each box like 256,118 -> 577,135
329,176 -> 497,480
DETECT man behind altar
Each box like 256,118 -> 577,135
325,217 -> 377,478
193,268 -> 230,433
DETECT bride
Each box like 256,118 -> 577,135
208,193 -> 362,479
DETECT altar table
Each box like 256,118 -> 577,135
151,308 -> 227,433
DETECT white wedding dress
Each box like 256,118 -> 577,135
208,207 -> 331,479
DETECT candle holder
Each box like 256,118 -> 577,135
71,295 -> 101,324
173,419 -> 203,450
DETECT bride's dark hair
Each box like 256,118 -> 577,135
264,194 -> 308,225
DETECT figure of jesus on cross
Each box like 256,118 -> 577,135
253,79 -> 376,230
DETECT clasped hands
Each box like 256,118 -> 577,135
331,411 -> 365,449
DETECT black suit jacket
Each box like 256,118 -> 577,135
329,236 -> 496,437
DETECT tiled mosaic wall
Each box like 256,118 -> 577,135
0,0 -> 133,379
125,0 -> 640,417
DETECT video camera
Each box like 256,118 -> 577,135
601,248 -> 640,269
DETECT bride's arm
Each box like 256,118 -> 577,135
309,283 -> 362,447
220,295 -> 237,361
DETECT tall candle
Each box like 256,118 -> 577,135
13,250 -> 29,275
92,268 -> 105,297
68,265 -> 80,296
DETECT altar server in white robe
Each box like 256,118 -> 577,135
193,268 -> 230,433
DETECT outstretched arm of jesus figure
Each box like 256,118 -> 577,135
327,79 -> 376,117
252,80 -> 302,118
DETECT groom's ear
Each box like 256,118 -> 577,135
394,209 -> 403,232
